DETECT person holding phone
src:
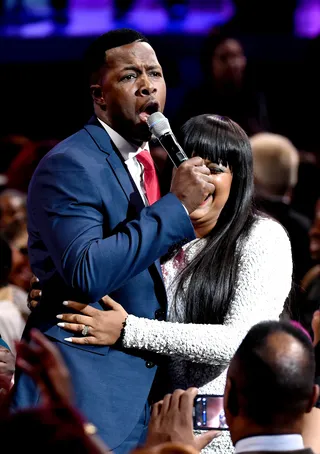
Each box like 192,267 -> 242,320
144,321 -> 318,454
36,114 -> 293,453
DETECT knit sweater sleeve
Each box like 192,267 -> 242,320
122,218 -> 293,365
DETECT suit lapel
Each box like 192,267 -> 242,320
84,117 -> 145,212
105,143 -> 145,212
84,117 -> 167,301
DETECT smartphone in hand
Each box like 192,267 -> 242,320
193,394 -> 229,430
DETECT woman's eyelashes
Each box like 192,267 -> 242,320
208,166 -> 225,174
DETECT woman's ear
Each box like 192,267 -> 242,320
90,85 -> 106,107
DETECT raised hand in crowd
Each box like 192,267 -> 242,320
10,329 -> 110,454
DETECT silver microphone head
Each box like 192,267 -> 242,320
147,112 -> 171,138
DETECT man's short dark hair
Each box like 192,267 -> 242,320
231,320 -> 315,425
84,28 -> 149,83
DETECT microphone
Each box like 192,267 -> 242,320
147,112 -> 188,168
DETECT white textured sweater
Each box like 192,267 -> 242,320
123,217 -> 293,453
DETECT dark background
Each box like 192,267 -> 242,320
0,0 -> 319,149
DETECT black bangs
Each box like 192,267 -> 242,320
179,114 -> 250,174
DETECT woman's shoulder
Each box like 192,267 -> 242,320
249,214 -> 291,242
236,215 -> 293,285
241,214 -> 292,257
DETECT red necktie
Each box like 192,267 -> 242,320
136,150 -> 161,205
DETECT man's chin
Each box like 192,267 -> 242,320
131,123 -> 152,145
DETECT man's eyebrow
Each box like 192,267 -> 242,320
146,65 -> 162,71
121,65 -> 161,72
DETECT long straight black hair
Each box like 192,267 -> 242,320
171,114 -> 256,324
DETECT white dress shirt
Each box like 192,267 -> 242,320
235,434 -> 304,453
97,118 -> 149,206
97,118 -> 189,215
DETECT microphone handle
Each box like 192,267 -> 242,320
157,132 -> 188,168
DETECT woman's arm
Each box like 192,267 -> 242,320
58,218 -> 292,366
122,218 -> 292,365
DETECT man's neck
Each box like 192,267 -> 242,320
231,419 -> 303,445
96,114 -> 145,149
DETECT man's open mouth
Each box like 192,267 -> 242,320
139,101 -> 159,122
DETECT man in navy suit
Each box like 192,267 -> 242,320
11,28 -> 215,453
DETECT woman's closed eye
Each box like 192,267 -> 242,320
209,167 -> 224,174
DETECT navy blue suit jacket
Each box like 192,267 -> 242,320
11,117 -> 195,449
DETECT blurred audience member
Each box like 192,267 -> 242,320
6,223 -> 32,294
0,189 -> 27,235
291,159 -> 320,223
289,35 -> 320,221
0,134 -> 31,174
224,320 -> 318,454
295,35 -> 320,155
251,132 -> 312,285
0,235 -> 28,353
0,189 -> 32,293
176,30 -> 269,136
5,138 -> 59,193
309,199 -> 320,266
298,199 -> 320,338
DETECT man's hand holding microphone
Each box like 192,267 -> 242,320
147,112 -> 215,214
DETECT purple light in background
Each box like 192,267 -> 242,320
295,0 -> 320,37
0,0 -> 319,38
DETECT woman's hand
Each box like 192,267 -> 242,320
57,296 -> 128,346
27,274 -> 42,311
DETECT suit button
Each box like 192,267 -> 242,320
146,361 -> 155,368
155,309 -> 165,320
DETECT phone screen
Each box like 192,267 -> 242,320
193,394 -> 229,430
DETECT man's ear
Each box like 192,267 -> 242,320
90,85 -> 106,107
225,377 -> 239,417
306,384 -> 319,413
